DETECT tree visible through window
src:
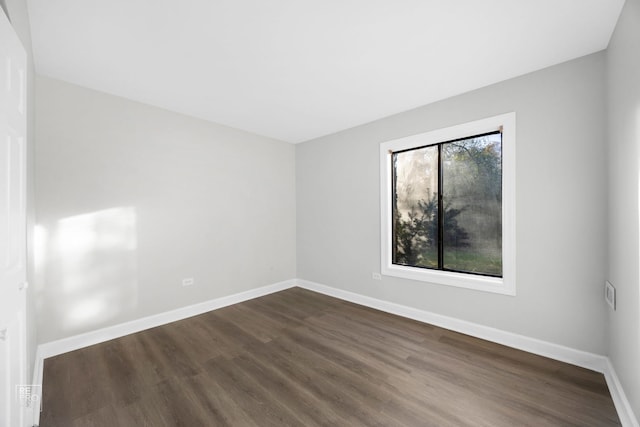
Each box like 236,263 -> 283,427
392,131 -> 502,277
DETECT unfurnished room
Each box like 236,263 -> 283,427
0,0 -> 639,426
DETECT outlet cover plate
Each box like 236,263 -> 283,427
605,281 -> 616,310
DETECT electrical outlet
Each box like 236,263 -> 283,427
605,281 -> 616,310
372,272 -> 382,280
182,278 -> 194,287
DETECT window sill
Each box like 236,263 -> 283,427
381,263 -> 515,296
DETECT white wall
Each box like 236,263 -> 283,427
4,0 -> 37,381
606,0 -> 640,420
297,52 -> 608,354
35,76 -> 296,343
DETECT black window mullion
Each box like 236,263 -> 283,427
391,153 -> 397,264
437,143 -> 444,270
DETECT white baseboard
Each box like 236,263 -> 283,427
603,358 -> 640,427
30,346 -> 44,426
31,279 -> 295,426
37,279 -> 295,360
296,279 -> 606,371
296,279 -> 639,427
30,277 -> 638,427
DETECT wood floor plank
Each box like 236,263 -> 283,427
40,288 -> 621,426
235,348 -> 354,426
180,373 -> 260,427
203,356 -> 307,426
40,343 -> 114,425
216,305 -> 279,343
259,339 -> 372,425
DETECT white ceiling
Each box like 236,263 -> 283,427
27,0 -> 624,143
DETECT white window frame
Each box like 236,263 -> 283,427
380,112 -> 516,295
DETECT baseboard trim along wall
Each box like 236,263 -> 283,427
295,279 -> 639,427
31,279 -> 295,426
603,358 -> 640,427
30,278 -> 638,427
296,279 -> 605,371
36,279 -> 295,359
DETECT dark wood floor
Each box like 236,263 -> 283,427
40,287 -> 620,426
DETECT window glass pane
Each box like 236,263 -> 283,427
442,134 -> 502,276
392,146 -> 439,268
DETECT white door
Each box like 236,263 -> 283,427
0,8 -> 28,427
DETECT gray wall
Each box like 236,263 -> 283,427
4,0 -> 37,381
297,52 -> 608,354
19,3 -> 639,418
35,76 -> 296,343
606,0 -> 640,420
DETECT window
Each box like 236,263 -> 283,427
380,113 -> 515,295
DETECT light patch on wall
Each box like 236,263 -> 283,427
33,224 -> 48,275
65,297 -> 108,325
41,207 -> 139,333
638,106 -> 640,329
